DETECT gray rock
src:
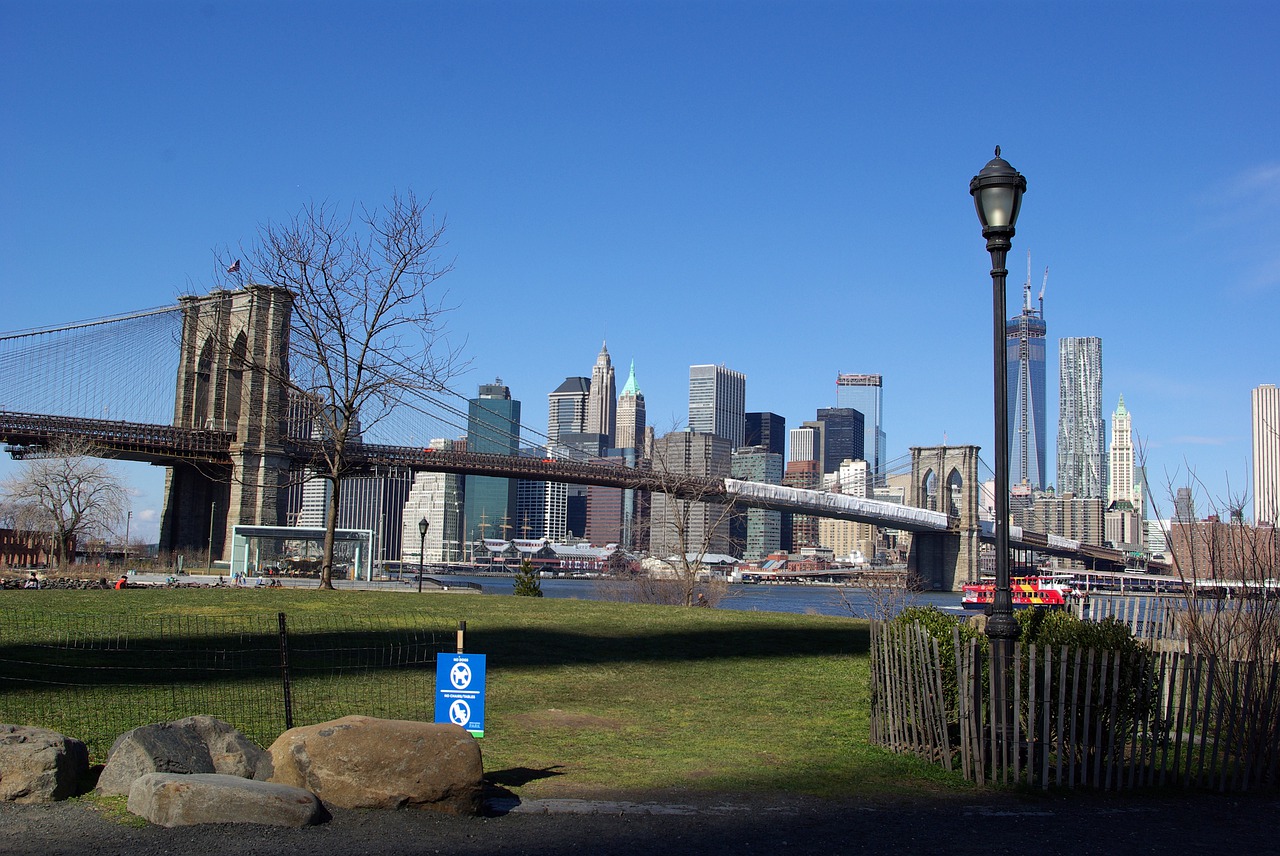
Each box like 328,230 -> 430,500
0,725 -> 90,802
127,772 -> 328,827
97,716 -> 265,796
264,716 -> 483,815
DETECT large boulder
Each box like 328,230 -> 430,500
97,715 -> 266,796
127,772 -> 328,827
263,716 -> 483,815
0,725 -> 90,802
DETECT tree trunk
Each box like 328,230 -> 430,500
319,475 -> 340,590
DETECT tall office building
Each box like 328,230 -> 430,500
1253,384 -> 1280,525
745,412 -> 786,458
1108,395 -> 1141,509
615,361 -> 646,452
547,377 -> 589,447
1057,337 -> 1105,498
402,438 -> 464,563
689,364 -> 746,448
731,446 -> 783,560
586,343 -> 616,448
649,431 -> 733,558
1006,281 -> 1047,490
815,407 -> 865,475
789,425 -> 820,463
836,374 -> 885,479
465,379 -> 521,546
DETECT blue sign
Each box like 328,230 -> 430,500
435,653 -> 486,738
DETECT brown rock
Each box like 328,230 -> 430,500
127,772 -> 328,827
263,716 -> 482,815
0,725 -> 90,802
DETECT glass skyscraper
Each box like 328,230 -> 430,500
835,374 -> 884,479
689,364 -> 746,448
1057,337 -> 1105,498
1006,283 -> 1047,490
465,379 -> 521,545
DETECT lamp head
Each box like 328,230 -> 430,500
970,146 -> 1026,237
418,517 -> 429,536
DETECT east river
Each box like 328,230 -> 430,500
434,573 -> 965,618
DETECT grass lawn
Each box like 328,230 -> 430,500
0,588 -> 971,801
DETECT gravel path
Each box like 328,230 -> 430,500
4,790 -> 1279,856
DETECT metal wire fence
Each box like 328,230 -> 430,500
0,610 -> 453,759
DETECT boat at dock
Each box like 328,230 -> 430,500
961,574 -> 1076,610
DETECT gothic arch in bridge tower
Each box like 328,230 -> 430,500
160,285 -> 294,560
907,445 -> 981,592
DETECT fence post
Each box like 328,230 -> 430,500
277,612 -> 294,731
456,620 -> 466,654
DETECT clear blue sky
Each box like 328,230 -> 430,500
3,1 -> 1277,542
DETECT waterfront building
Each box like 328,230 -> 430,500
464,379 -> 521,547
1006,282 -> 1047,491
338,466 -> 413,568
586,343 -> 616,448
783,459 -> 821,548
1057,337 -> 1105,499
688,364 -> 746,449
1253,384 -> 1280,525
836,374 -> 886,480
1032,492 -> 1106,568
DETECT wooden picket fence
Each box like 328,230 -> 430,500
869,619 -> 1280,791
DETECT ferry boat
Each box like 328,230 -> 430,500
961,574 -> 1076,610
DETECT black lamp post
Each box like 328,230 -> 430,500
971,147 -> 1026,763
418,517 -> 429,593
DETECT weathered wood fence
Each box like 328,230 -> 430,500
869,619 -> 1280,791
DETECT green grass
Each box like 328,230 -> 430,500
0,589 -> 974,801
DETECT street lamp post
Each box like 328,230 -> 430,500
123,509 -> 132,568
971,146 -> 1026,764
418,517 -> 429,593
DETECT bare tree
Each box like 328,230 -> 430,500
634,431 -> 739,607
222,191 -> 462,589
0,437 -> 129,570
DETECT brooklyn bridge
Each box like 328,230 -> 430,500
0,285 -> 1156,589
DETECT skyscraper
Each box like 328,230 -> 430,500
586,343 -> 616,448
1057,337 -> 1105,498
615,360 -> 646,453
835,374 -> 885,479
1108,395 -> 1140,508
745,412 -> 786,458
547,377 -> 589,447
649,431 -> 733,558
789,425 -> 820,463
465,379 -> 521,545
688,364 -> 746,448
815,407 -> 865,475
1006,279 -> 1047,490
1253,384 -> 1280,525
731,445 -> 783,559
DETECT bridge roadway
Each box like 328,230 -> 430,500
0,411 -> 1157,570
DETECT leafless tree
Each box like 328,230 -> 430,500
0,437 -> 129,570
831,569 -> 918,622
630,431 -> 740,607
221,191 -> 462,589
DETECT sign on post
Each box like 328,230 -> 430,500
435,653 -> 486,738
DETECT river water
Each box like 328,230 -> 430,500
437,574 -> 964,618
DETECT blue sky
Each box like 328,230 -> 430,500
3,1 -> 1278,542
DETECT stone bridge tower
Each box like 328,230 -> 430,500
907,445 -> 981,591
159,285 -> 293,560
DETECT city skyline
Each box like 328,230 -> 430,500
4,3 -> 1278,540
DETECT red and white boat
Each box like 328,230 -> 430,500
961,574 -> 1076,610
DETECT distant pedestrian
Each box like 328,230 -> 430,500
114,575 -> 128,590
24,572 -> 39,589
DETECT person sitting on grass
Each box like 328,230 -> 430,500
114,575 -> 128,590
23,572 -> 39,589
